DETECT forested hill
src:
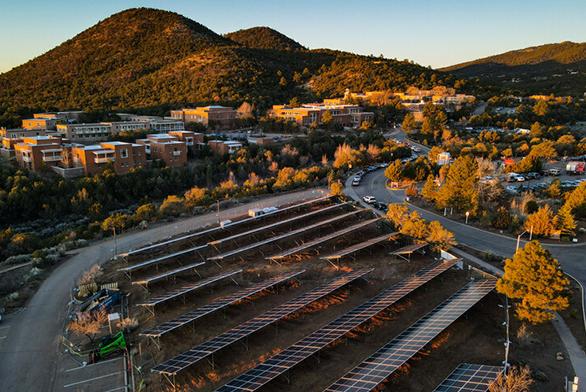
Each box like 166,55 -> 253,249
225,27 -> 306,51
0,7 -> 457,126
442,41 -> 586,96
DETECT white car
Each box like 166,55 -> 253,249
362,195 -> 377,204
515,176 -> 526,182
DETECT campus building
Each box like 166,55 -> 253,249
270,103 -> 374,128
14,136 -> 64,172
136,134 -> 188,167
56,123 -> 112,142
70,142 -> 146,176
208,140 -> 243,155
148,119 -> 185,133
170,106 -> 237,128
22,117 -> 57,130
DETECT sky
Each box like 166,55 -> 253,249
1,0 -> 585,73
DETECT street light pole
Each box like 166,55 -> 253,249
465,211 -> 470,224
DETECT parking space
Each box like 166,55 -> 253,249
56,354 -> 127,392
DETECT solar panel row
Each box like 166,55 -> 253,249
216,259 -> 459,392
151,268 -> 374,376
131,261 -> 206,286
433,363 -> 502,392
321,233 -> 398,261
208,210 -> 362,261
137,269 -> 243,308
267,217 -> 381,260
140,270 -> 306,338
120,244 -> 208,273
324,278 -> 496,392
124,195 -> 332,257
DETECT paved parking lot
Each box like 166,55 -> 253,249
56,354 -> 127,392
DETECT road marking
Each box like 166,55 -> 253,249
63,371 -> 122,388
65,357 -> 123,372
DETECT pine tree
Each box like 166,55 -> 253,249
435,156 -> 479,213
497,241 -> 569,324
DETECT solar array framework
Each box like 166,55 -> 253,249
151,268 -> 373,376
131,261 -> 206,287
321,233 -> 398,261
267,217 -> 380,261
137,269 -> 242,308
208,210 -> 362,262
324,278 -> 496,392
433,363 -> 502,392
123,195 -> 332,257
120,244 -> 207,274
141,270 -> 305,338
216,259 -> 459,392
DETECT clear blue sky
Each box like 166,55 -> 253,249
1,0 -> 584,73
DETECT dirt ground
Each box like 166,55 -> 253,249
98,199 -> 573,391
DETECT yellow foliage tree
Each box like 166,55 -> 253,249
524,205 -> 555,237
184,187 -> 207,208
496,241 -> 569,324
426,221 -> 456,250
329,181 -> 344,197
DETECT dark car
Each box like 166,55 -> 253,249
373,202 -> 387,212
525,172 -> 540,180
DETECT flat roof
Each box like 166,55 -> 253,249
103,141 -> 130,145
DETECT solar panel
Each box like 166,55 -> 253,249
120,244 -> 207,273
391,242 -> 428,255
433,363 -> 502,392
123,195 -> 332,257
137,269 -> 243,308
208,202 -> 349,247
321,233 -> 398,261
141,270 -> 305,338
215,259 -> 459,392
323,278 -> 496,392
151,268 -> 373,376
131,261 -> 205,286
208,210 -> 362,261
267,218 -> 380,260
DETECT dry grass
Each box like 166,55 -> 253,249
489,365 -> 533,392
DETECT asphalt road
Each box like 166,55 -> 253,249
0,187 -> 326,392
346,169 -> 586,287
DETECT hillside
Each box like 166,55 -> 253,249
225,27 -> 306,51
443,41 -> 586,95
0,8 -> 452,126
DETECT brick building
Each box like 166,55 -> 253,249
14,136 -> 64,172
57,123 -> 112,142
136,134 -> 187,167
71,142 -> 146,175
170,106 -> 237,129
208,140 -> 243,155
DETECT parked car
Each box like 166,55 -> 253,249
525,172 -> 541,180
547,168 -> 561,176
373,202 -> 387,212
355,170 -> 365,177
515,175 -> 526,182
362,195 -> 377,204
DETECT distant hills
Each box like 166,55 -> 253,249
443,41 -> 586,96
225,27 -> 306,51
0,8 -> 449,126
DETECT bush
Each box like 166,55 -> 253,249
159,195 -> 185,217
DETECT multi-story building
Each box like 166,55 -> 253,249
170,106 -> 237,129
168,131 -> 204,150
71,142 -> 146,175
208,140 -> 243,155
14,136 -> 64,172
148,119 -> 185,133
0,128 -> 50,158
105,121 -> 150,134
136,134 -> 187,167
22,117 -> 57,130
33,111 -> 84,121
56,123 -> 112,142
271,103 -> 374,128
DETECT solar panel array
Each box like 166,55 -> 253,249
132,261 -> 206,286
267,217 -> 380,260
321,233 -> 397,261
124,195 -> 332,257
433,363 -> 502,392
137,269 -> 243,308
120,244 -> 208,273
391,242 -> 428,255
141,270 -> 305,338
209,202 -> 349,247
151,268 -> 373,376
208,210 -> 362,261
324,278 -> 496,392
216,259 -> 459,392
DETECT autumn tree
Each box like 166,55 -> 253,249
497,241 -> 569,324
333,143 -> 359,169
329,181 -> 344,197
555,206 -> 576,235
134,203 -> 157,222
159,195 -> 185,217
384,159 -> 403,182
435,156 -> 479,213
421,175 -> 438,203
524,205 -> 555,237
401,112 -> 417,133
184,186 -> 207,208
562,182 -> 586,218
489,365 -> 533,392
101,213 -> 128,235
386,203 -> 409,229
400,211 -> 428,239
69,311 -> 108,343
426,221 -> 456,250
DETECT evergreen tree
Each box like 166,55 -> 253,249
435,156 -> 479,213
497,241 -> 569,324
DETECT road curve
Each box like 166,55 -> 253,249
0,188 -> 326,392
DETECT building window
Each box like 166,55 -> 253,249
120,148 -> 128,158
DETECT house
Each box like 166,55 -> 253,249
170,106 -> 237,129
14,136 -> 64,172
208,140 -> 243,155
136,134 -> 187,167
437,152 -> 452,166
